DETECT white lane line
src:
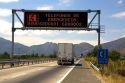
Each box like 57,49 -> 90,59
57,60 -> 80,83
10,72 -> 27,78
0,61 -> 58,82
10,67 -> 46,78
0,67 -> 46,82
0,72 -> 27,82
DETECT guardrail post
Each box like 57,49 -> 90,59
10,63 -> 14,67
18,61 -> 20,67
32,61 -> 33,64
2,64 -> 4,69
23,61 -> 25,66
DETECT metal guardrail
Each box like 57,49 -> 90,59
90,62 -> 100,72
0,58 -> 56,69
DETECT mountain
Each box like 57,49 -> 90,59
73,42 -> 94,56
28,42 -> 94,56
102,37 -> 125,55
28,42 -> 58,55
0,37 -> 29,54
119,49 -> 125,55
0,37 -> 94,56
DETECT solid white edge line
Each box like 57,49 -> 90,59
57,59 -> 81,83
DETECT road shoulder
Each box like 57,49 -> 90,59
62,58 -> 101,83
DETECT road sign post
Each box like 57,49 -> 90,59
98,49 -> 108,64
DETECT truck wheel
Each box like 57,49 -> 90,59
57,61 -> 61,65
71,59 -> 74,65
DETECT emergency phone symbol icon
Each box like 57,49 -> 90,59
28,14 -> 37,22
27,13 -> 39,26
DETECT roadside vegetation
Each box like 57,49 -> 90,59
0,52 -> 56,60
85,46 -> 125,83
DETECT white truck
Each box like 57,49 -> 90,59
57,43 -> 74,65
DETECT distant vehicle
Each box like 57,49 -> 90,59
57,43 -> 74,65
80,53 -> 83,58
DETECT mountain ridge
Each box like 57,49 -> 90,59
102,37 -> 125,55
0,37 -> 125,56
0,37 -> 94,56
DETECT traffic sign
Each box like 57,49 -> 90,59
98,49 -> 108,64
80,53 -> 83,57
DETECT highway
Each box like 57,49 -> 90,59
0,61 -> 79,83
0,59 -> 101,83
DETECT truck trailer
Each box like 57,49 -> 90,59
57,43 -> 74,65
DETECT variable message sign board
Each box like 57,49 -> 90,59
24,11 -> 88,28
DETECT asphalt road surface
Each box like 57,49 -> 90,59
62,59 -> 101,83
0,59 -> 101,83
0,61 -> 78,83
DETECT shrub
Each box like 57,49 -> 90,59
0,52 -> 10,59
109,51 -> 120,61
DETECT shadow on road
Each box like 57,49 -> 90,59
33,63 -> 91,69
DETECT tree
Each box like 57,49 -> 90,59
109,50 -> 120,61
0,52 -> 10,59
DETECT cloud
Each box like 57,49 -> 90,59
58,0 -> 73,6
121,28 -> 125,37
121,34 -> 125,37
0,19 -> 11,35
15,21 -> 23,28
67,31 -> 96,34
117,0 -> 124,4
0,0 -> 18,3
53,38 -> 98,46
0,8 -> 11,17
0,18 -> 28,36
59,0 -> 72,4
13,36 -> 98,46
112,11 -> 125,18
76,31 -> 96,34
37,5 -> 53,10
29,30 -> 59,38
110,29 -> 123,33
88,18 -> 91,23
0,18 -> 97,46
5,35 -> 45,46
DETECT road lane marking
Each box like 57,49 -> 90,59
57,60 -> 80,83
0,62 -> 58,82
9,67 -> 47,78
0,67 -> 51,82
10,72 -> 27,78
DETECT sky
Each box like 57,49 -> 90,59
0,0 -> 125,46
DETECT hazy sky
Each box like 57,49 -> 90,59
0,0 -> 125,46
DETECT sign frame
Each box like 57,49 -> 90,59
11,9 -> 101,59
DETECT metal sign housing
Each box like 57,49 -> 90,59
24,11 -> 88,28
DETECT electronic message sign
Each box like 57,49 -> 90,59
24,11 -> 88,28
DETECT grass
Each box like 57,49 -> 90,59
85,56 -> 125,83
102,73 -> 125,83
